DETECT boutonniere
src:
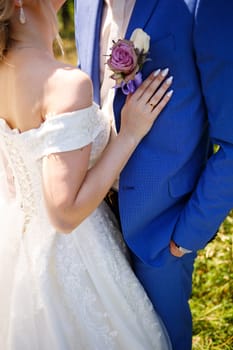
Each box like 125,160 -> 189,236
106,28 -> 150,95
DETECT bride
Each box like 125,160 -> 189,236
0,0 -> 173,349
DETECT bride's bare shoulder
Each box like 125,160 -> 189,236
43,60 -> 93,118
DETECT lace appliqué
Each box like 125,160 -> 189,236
53,203 -> 166,349
34,104 -> 110,161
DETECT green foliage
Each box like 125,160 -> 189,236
191,212 -> 233,349
56,2 -> 77,66
58,0 -> 74,38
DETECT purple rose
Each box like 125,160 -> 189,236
106,29 -> 150,95
107,39 -> 138,78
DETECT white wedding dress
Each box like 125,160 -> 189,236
0,104 -> 171,350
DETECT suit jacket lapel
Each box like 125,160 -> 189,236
114,0 -> 160,130
125,0 -> 160,39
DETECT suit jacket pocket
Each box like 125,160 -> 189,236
150,33 -> 176,50
144,33 -> 176,73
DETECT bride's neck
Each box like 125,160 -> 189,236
10,7 -> 55,55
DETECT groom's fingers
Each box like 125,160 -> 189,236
169,240 -> 184,257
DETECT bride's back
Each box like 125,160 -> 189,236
0,48 -> 92,131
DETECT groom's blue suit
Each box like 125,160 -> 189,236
75,1 -> 233,349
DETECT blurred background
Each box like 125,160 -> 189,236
57,0 -> 77,65
57,2 -> 233,349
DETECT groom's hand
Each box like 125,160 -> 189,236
169,240 -> 185,257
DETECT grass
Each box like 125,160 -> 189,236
191,212 -> 233,349
57,37 -> 233,350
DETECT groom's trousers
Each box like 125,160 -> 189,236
131,251 -> 196,350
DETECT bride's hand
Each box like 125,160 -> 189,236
120,68 -> 173,144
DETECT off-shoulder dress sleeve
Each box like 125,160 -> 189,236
33,104 -> 104,159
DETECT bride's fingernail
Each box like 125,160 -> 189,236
161,68 -> 169,77
153,69 -> 161,77
166,76 -> 173,84
167,89 -> 174,97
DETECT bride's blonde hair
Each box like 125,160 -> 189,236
0,0 -> 62,63
40,0 -> 63,54
0,0 -> 14,62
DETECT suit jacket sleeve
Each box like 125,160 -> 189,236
172,0 -> 233,251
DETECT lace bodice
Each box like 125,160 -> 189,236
0,103 -> 110,233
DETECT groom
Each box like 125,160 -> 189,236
74,1 -> 233,349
